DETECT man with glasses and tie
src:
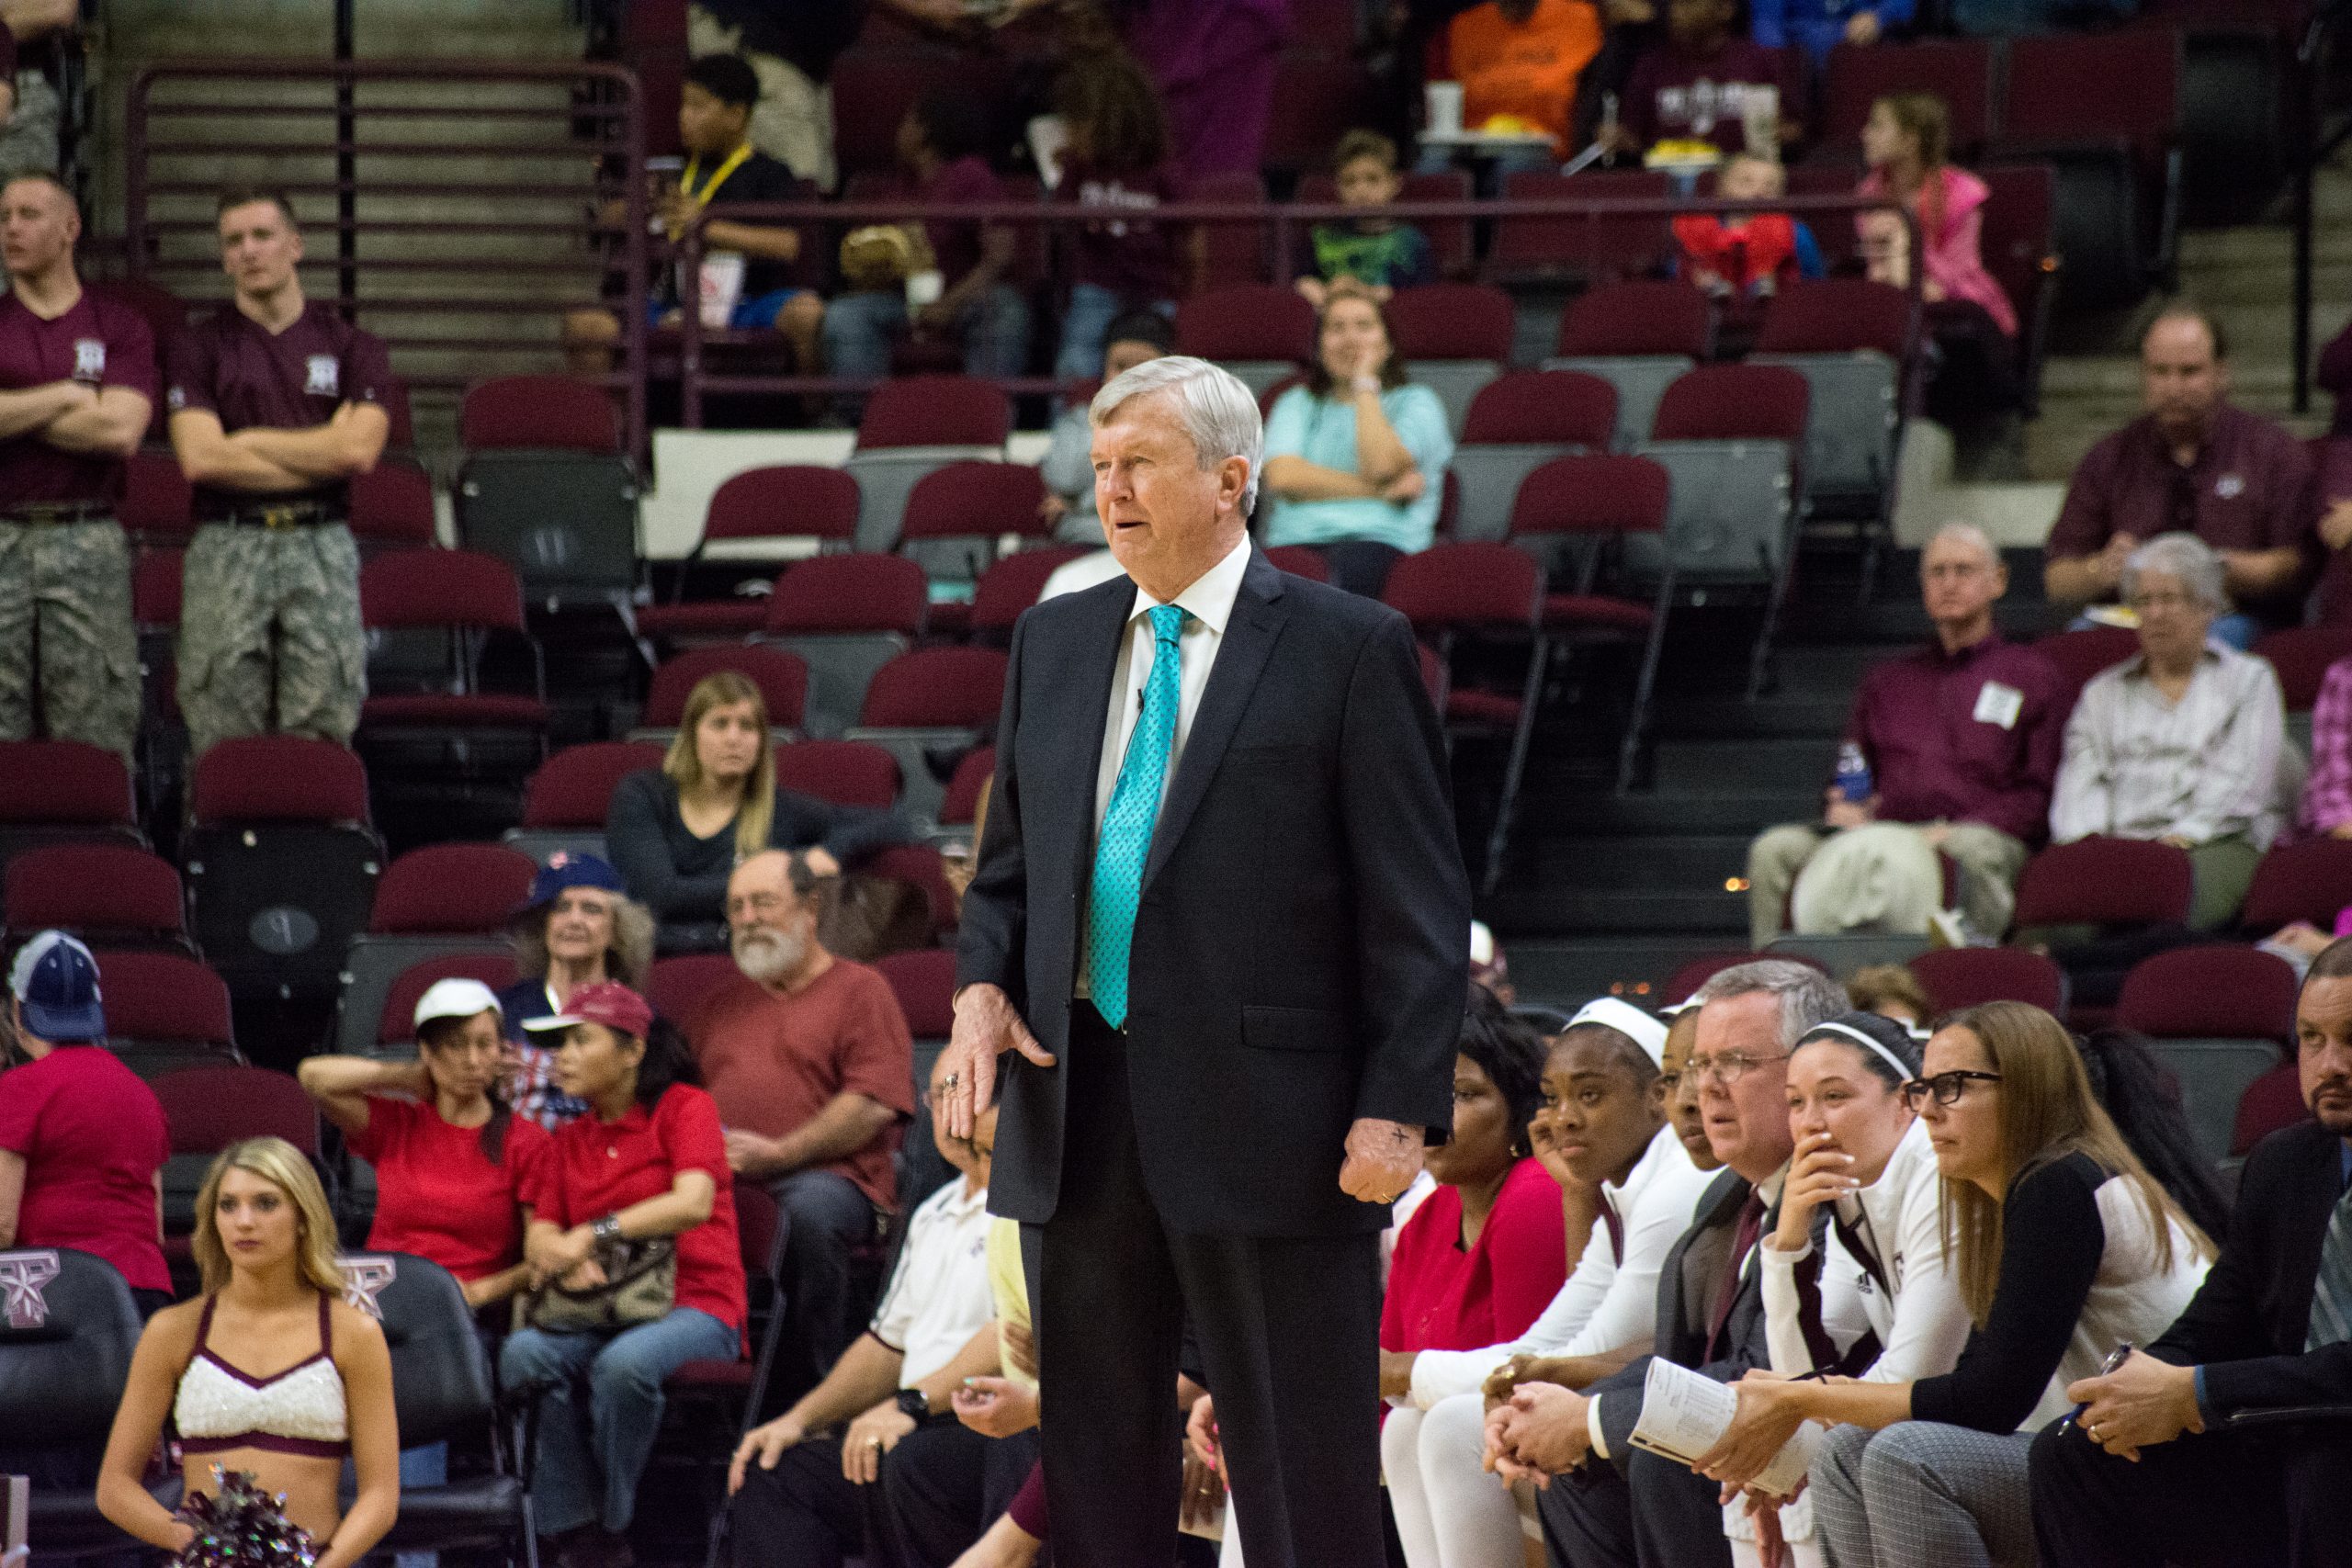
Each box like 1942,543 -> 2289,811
2030,936 -> 2352,1568
937,355 -> 1470,1568
1486,958 -> 1845,1568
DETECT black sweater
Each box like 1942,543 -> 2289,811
605,769 -> 911,923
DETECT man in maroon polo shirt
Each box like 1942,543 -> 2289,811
164,187 -> 390,763
1748,523 -> 2065,947
2044,305 -> 2316,647
0,170 -> 154,765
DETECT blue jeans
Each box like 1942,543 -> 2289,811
768,1168 -> 878,1399
1054,284 -> 1174,383
394,1443 -> 447,1568
501,1307 -> 738,1535
821,284 -> 1031,382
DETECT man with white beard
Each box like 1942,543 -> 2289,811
695,848 -> 918,1392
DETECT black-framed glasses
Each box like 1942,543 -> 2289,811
1901,1070 -> 2003,1110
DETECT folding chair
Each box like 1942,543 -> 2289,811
1452,370 -> 1618,542
673,1183 -> 793,1568
842,648 -> 1008,831
637,466 -> 862,643
505,740 -> 666,866
1908,945 -> 2067,1014
1175,284 -> 1317,400
337,842 -> 533,1066
456,376 -> 640,612
2012,837 -> 2195,932
1383,542 -> 1545,894
2241,837 -> 2352,932
775,740 -> 903,811
897,459 -> 1052,584
1385,283 -> 1517,436
759,553 -> 931,738
844,376 -> 1012,554
1545,280 -> 1713,453
358,549 -> 550,788
970,547 -> 1093,642
93,947 -> 241,1079
153,1064 -> 323,1239
634,645 -> 811,746
0,739 -> 143,886
2117,943 -> 2297,1161
2,1247 -> 149,1557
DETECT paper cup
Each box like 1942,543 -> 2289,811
906,269 -> 946,309
698,252 -> 745,330
1425,81 -> 1464,137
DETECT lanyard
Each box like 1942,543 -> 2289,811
673,143 -> 754,237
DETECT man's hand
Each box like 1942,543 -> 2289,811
802,846 -> 842,878
952,1375 -> 1039,1438
1695,1374 -> 1806,1488
729,1414 -> 806,1495
2094,532 -> 2140,593
1339,1116 -> 1425,1204
1824,793 -> 1874,829
1484,1384 -> 1591,1485
2066,1349 -> 2203,1461
842,1401 -> 918,1484
725,1129 -> 786,1179
943,983 -> 1054,1141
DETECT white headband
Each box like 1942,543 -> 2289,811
1566,997 -> 1669,1067
1800,1021 -> 1915,1083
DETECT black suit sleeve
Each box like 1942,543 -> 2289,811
1336,613 -> 1472,1137
956,611 -> 1030,1009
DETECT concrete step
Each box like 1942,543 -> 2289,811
1652,736 -> 1829,793
1502,937 -> 1758,1009
1515,832 -> 1757,888
1484,886 -> 1748,936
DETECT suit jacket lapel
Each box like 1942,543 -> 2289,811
1143,550 -> 1288,889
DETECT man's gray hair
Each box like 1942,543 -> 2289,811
2121,532 -> 2226,613
1927,521 -> 1998,567
1690,960 -> 1847,1051
1089,354 -> 1264,513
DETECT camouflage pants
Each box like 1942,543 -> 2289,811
0,517 -> 140,762
177,522 -> 366,762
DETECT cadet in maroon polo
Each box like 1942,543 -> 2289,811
0,170 -> 154,763
164,189 -> 390,762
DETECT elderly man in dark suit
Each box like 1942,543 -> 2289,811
939,355 -> 1470,1568
1484,959 -> 1846,1568
2030,937 -> 2352,1568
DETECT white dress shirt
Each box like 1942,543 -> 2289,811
1406,1123 -> 1713,1410
869,1173 -> 997,1387
1091,536 -> 1253,835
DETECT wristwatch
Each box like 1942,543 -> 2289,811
591,1214 -> 625,1247
896,1387 -> 931,1422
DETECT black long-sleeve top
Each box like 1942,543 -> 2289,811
605,768 -> 912,924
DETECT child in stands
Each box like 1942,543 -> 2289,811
1297,130 -> 1436,309
1671,151 -> 1824,302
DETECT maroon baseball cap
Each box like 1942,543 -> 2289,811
522,980 -> 653,1041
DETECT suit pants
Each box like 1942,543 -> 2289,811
2030,1414 -> 2352,1568
1022,1009 -> 1384,1568
1536,1438 -> 1733,1568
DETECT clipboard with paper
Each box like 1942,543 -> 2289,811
1627,1359 -> 1823,1498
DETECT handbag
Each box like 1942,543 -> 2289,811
526,1236 -> 678,1333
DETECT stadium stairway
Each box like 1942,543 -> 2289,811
1487,547 -> 2062,1008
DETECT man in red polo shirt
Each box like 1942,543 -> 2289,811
2045,305 -> 2316,647
0,170 -> 154,764
164,187 -> 390,762
694,848 -> 916,1392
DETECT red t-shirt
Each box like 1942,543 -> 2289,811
692,961 -> 915,1213
0,1046 -> 171,1293
347,1096 -> 549,1282
0,287 -> 159,506
1380,1158 -> 1567,1356
524,1084 -> 745,1333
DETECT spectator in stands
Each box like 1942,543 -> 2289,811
0,26 -> 16,147
2030,936 -> 2352,1568
1608,0 -> 1804,157
297,978 -> 552,1543
1848,962 -> 1932,1028
165,189 -> 390,763
2051,532 -> 2291,932
1437,0 -> 1603,164
1102,0 -> 1289,180
567,54 -> 822,382
1747,523 -> 2064,949
1671,152 -> 1824,305
607,670 -> 910,953
1702,1000 -> 2211,1568
1947,0 -> 2131,39
0,931 -> 170,1316
725,1050 -> 1001,1565
684,1 -> 864,190
1301,130 -> 1437,308
2304,656 -> 2352,840
1260,293 -> 1454,598
1039,307 -> 1173,543
500,853 -> 656,1130
1752,0 -> 1904,62
1857,94 -> 2020,437
504,983 -> 742,1568
695,849 -> 915,1387
1048,47 -> 1187,383
2045,306 -> 2315,645
1385,998 -> 1713,1568
0,0 -> 67,176
1484,960 -> 1845,1568
0,169 -> 151,766
1661,1002 -> 1720,1169
821,89 -> 1029,421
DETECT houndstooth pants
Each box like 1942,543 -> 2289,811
1810,1421 -> 2039,1568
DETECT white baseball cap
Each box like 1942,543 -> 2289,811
413,977 -> 503,1031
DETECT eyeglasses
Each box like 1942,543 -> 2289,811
1682,1051 -> 1790,1087
1900,1069 -> 2003,1110
2124,591 -> 2199,614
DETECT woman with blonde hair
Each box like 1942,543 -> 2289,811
1693,1000 -> 2211,1568
97,1137 -> 399,1568
605,670 -> 910,952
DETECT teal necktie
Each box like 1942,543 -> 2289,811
1084,604 -> 1188,1029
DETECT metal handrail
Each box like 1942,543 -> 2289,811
673,192 -> 1923,428
126,58 -> 649,458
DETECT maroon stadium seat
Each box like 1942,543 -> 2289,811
377,952 -> 518,1046
854,375 -> 1011,451
519,742 -> 667,831
971,548 -> 1091,637
876,947 -> 956,1040
368,843 -> 538,936
763,554 -> 930,637
1263,545 -> 1331,582
939,746 -> 995,829
1556,281 -> 1713,359
1488,170 -> 1673,284
459,375 -> 620,452
1174,284 -> 1317,366
647,953 -> 743,1034
1387,283 -> 1517,363
189,736 -> 369,825
774,740 -> 901,810
1461,371 -> 1618,449
638,465 -> 862,641
856,648 -> 1008,730
348,459 -> 436,548
1755,279 -> 1913,358
96,949 -> 237,1056
2231,1061 -> 2310,1156
0,739 -> 137,828
2011,837 -> 2195,931
2118,943 -> 2297,1043
642,647 -> 810,734
1650,364 -> 1811,445
119,450 -> 194,543
1908,946 -> 2066,1014
2242,838 -> 2352,931
2036,626 -> 2142,727
358,549 -> 551,736
6,844 -> 187,951
899,462 -> 1051,547
154,1064 -> 318,1158
2254,626 -> 2352,711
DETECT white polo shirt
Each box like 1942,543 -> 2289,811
869,1173 -> 997,1387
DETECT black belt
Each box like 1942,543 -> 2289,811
204,501 -> 334,529
1,502 -> 115,525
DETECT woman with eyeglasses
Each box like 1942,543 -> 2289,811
1694,1000 -> 2211,1568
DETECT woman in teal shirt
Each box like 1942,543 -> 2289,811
1261,293 -> 1454,598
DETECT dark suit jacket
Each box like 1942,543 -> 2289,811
1591,1167 -> 1781,1459
955,547 -> 1470,1238
2149,1120 -> 2352,1423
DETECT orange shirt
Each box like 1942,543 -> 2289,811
1448,0 -> 1604,151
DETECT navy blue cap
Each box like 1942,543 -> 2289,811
519,852 -> 628,916
9,931 -> 106,1042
